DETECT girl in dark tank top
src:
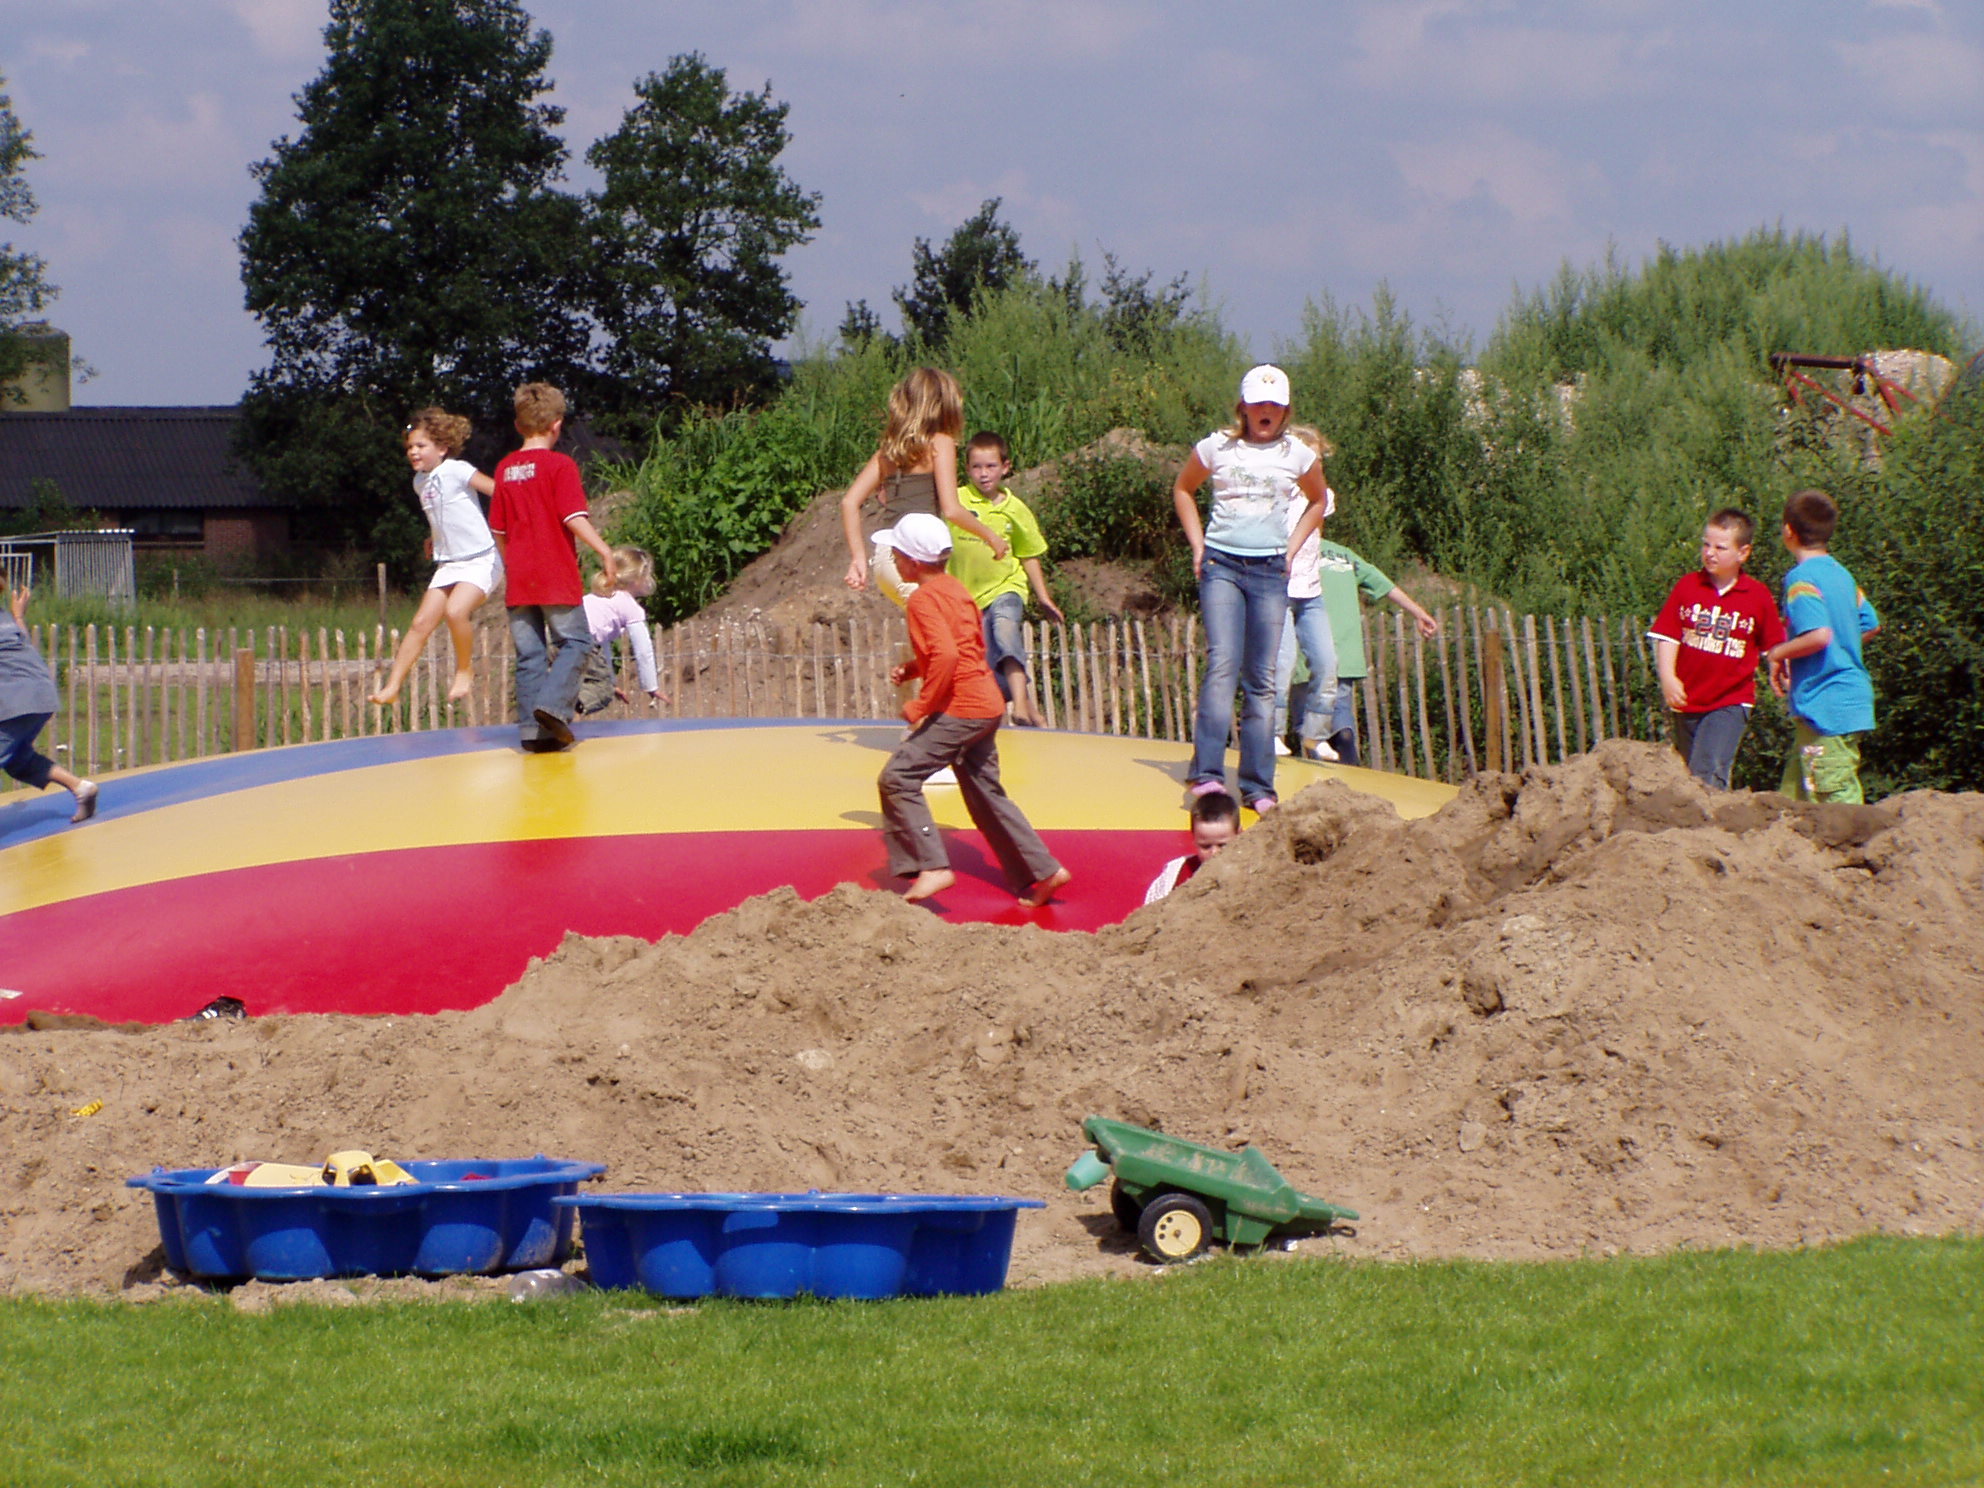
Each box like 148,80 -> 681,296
839,368 -> 1009,607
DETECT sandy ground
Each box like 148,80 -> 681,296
3,740 -> 1980,1301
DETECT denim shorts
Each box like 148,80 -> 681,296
982,592 -> 1029,678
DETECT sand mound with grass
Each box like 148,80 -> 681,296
4,740 -> 1979,1297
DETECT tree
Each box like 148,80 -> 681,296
0,73 -> 61,400
237,0 -> 587,554
583,53 -> 819,426
892,197 -> 1033,347
837,297 -> 885,350
1096,252 -> 1192,354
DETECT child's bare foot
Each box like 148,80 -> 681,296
367,685 -> 399,707
447,669 -> 473,702
1020,866 -> 1072,906
903,869 -> 955,903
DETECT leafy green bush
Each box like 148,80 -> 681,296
1853,355 -> 1984,791
1035,449 -> 1177,562
1280,289 -> 1480,582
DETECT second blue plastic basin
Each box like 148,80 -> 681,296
559,1192 -> 1044,1299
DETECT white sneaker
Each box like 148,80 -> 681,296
1303,738 -> 1340,762
1273,738 -> 1291,756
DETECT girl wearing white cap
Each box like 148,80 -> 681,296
1171,364 -> 1330,812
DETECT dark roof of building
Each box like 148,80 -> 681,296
0,407 -> 269,512
0,405 -> 635,514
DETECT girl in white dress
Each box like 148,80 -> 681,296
370,407 -> 502,706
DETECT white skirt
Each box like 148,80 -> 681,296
429,549 -> 502,595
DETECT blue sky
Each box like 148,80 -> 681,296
3,0 -> 1979,406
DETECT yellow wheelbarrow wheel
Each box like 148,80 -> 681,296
1137,1192 -> 1214,1263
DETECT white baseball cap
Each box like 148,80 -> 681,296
875,512 -> 952,565
1238,364 -> 1292,406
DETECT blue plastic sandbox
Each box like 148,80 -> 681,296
558,1192 -> 1046,1299
128,1157 -> 605,1282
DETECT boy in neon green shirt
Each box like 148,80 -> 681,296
946,431 -> 1064,725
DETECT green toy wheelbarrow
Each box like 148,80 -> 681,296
1065,1115 -> 1359,1263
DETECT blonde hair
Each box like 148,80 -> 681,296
406,407 -> 472,455
513,382 -> 568,436
878,367 -> 964,468
1227,402 -> 1293,442
1286,423 -> 1335,458
592,544 -> 656,598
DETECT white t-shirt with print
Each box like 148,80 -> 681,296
1193,431 -> 1319,557
1282,485 -> 1339,599
417,458 -> 495,563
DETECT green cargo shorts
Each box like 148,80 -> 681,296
1781,721 -> 1864,804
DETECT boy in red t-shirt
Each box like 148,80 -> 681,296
876,513 -> 1071,908
488,383 -> 617,752
1648,508 -> 1785,789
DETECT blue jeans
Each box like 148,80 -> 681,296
1191,548 -> 1289,801
510,605 -> 593,742
0,711 -> 56,789
1272,597 -> 1338,740
1672,705 -> 1751,790
981,592 -> 1028,701
1285,675 -> 1362,762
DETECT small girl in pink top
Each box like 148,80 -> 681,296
576,545 -> 667,713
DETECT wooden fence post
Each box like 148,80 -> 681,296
1484,628 -> 1506,774
233,646 -> 256,751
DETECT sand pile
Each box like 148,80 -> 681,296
4,740 -> 1980,1297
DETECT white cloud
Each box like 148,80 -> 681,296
27,37 -> 90,66
908,170 -> 1035,233
60,91 -> 242,193
1345,1 -> 1676,105
1391,126 -> 1593,228
1835,33 -> 1984,116
775,0 -> 1157,68
154,212 -> 241,276
35,202 -> 125,269
224,0 -> 326,63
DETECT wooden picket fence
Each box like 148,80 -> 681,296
6,607 -> 1674,788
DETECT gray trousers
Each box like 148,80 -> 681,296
878,712 -> 1061,891
1672,704 -> 1752,791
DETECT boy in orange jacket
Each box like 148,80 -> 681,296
876,513 -> 1071,908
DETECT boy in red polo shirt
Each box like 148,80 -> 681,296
877,513 -> 1071,908
1648,508 -> 1785,789
489,383 -> 617,752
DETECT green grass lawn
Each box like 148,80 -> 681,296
3,1237 -> 1977,1487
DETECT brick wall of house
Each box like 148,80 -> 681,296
203,509 -> 290,562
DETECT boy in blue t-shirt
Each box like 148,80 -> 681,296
1763,488 -> 1880,803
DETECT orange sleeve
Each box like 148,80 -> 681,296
903,590 -> 961,723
